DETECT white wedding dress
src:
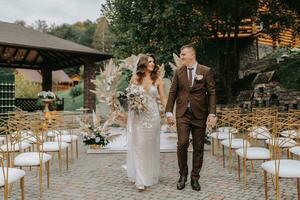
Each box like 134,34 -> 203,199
126,85 -> 160,188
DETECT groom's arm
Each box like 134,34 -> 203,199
206,68 -> 216,115
165,70 -> 179,114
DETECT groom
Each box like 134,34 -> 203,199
166,44 -> 216,191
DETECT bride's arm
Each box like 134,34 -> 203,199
157,77 -> 167,109
130,74 -> 138,85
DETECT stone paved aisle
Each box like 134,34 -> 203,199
1,141 -> 298,200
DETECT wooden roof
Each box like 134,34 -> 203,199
0,21 -> 112,70
237,90 -> 254,101
252,71 -> 279,85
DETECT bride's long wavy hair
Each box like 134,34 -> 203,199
135,54 -> 159,84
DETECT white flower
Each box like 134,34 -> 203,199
95,137 -> 101,143
195,74 -> 203,81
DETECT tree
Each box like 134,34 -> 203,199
14,20 -> 26,27
102,0 -> 258,103
93,17 -> 115,53
101,0 -> 300,103
102,0 -> 207,77
197,0 -> 259,103
31,19 -> 49,32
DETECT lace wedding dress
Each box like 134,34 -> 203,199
126,85 -> 160,188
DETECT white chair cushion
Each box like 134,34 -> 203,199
41,142 -> 69,152
210,132 -> 235,140
248,126 -> 271,139
290,146 -> 300,156
14,152 -> 51,166
23,135 -> 44,144
262,160 -> 300,178
55,135 -> 78,143
216,127 -> 238,134
265,137 -> 296,148
61,130 -> 70,135
221,139 -> 250,149
0,167 -> 26,186
20,130 -> 33,135
236,147 -> 270,160
0,142 -> 31,152
47,130 -> 59,137
280,130 -> 300,139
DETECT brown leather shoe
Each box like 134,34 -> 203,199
177,176 -> 187,190
191,179 -> 201,191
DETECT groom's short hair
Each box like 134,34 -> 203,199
181,44 -> 196,55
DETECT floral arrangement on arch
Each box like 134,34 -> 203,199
37,91 -> 56,100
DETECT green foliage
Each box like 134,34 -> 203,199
278,55 -> 300,90
93,17 -> 115,53
69,85 -> 83,102
259,0 -> 299,41
101,0 -> 300,103
102,0 -> 206,72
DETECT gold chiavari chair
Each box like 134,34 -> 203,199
209,109 -> 239,157
12,112 -> 51,198
0,112 -> 32,159
265,113 -> 297,159
41,112 -> 69,175
54,112 -> 79,161
236,114 -> 274,189
285,111 -> 300,159
0,116 -> 26,200
261,120 -> 300,200
221,113 -> 251,171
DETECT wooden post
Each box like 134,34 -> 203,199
41,67 -> 52,91
83,59 -> 96,112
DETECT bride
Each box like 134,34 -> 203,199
126,54 -> 167,190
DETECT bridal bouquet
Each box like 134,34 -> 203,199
126,85 -> 148,114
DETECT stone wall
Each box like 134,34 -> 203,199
239,40 -> 274,70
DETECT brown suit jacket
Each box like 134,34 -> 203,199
165,64 -> 216,120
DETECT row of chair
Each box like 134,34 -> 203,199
209,108 -> 300,200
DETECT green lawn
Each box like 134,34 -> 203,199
56,83 -> 83,111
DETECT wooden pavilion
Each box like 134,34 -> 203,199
0,21 -> 112,112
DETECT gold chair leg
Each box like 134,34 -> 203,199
76,140 -> 78,160
251,161 -> 254,173
70,141 -> 74,161
58,151 -> 62,176
222,145 -> 225,168
243,158 -> 247,189
66,147 -> 69,171
275,175 -> 280,200
237,155 -> 241,181
212,139 -> 215,156
20,177 -> 25,200
4,183 -> 9,200
8,183 -> 13,197
228,147 -> 232,173
46,161 -> 50,189
39,165 -> 43,198
297,178 -> 300,200
264,170 -> 268,200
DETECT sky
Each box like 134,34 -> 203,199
0,0 -> 106,25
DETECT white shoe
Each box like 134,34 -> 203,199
137,185 -> 145,191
